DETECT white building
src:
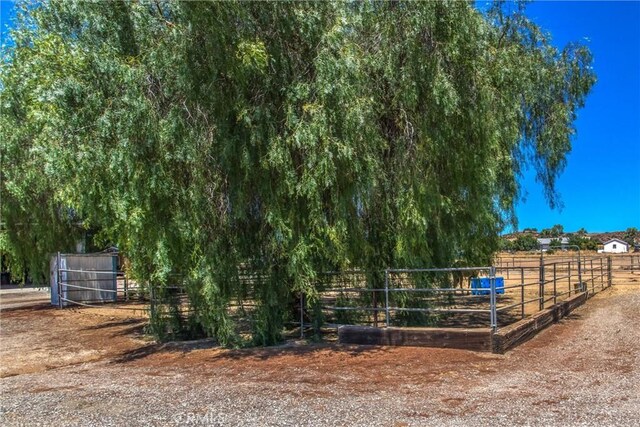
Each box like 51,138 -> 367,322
600,238 -> 629,254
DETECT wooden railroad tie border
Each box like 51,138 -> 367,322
338,326 -> 494,352
338,291 -> 590,354
492,291 -> 588,353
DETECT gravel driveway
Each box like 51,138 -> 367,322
1,283 -> 638,426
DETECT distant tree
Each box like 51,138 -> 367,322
522,227 -> 538,234
549,237 -> 563,250
568,234 -> 582,248
624,227 -> 638,246
512,234 -> 539,251
583,238 -> 598,251
541,224 -> 564,237
499,238 -> 514,252
576,227 -> 588,236
568,234 -> 598,251
551,224 -> 564,236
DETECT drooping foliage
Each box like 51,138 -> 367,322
0,1 -> 595,344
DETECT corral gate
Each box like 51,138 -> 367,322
50,252 -> 118,307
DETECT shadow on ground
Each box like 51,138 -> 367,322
111,338 -> 393,365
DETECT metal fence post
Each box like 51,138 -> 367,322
578,255 -> 583,293
372,289 -> 378,328
591,259 -> 595,295
539,257 -> 545,311
56,252 -> 63,308
489,266 -> 497,331
300,292 -> 304,339
149,284 -> 156,321
384,269 -> 390,327
607,256 -> 612,287
520,267 -> 525,319
568,261 -> 572,297
553,263 -> 557,305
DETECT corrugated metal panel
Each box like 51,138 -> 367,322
50,253 -> 117,306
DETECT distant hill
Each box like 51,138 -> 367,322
503,230 -> 634,244
586,231 -> 629,244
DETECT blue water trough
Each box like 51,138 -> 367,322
470,277 -> 505,295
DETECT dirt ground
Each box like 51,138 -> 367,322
0,287 -> 51,311
1,281 -> 639,426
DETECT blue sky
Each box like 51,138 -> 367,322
509,1 -> 640,233
1,1 -> 639,233
0,1 -> 15,41
0,2 -> 15,46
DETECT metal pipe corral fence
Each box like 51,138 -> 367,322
53,251 -> 639,339
303,255 -> 621,335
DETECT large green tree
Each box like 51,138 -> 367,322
0,1 -> 595,344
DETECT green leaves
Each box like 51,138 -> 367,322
0,1 -> 594,344
236,39 -> 269,72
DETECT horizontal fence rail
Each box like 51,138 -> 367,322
54,252 -> 639,341
300,255 -> 619,337
56,267 -> 146,311
384,267 -> 495,329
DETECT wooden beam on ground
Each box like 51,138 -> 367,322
338,291 -> 590,355
492,291 -> 588,354
338,326 -> 493,352
555,292 -> 588,320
